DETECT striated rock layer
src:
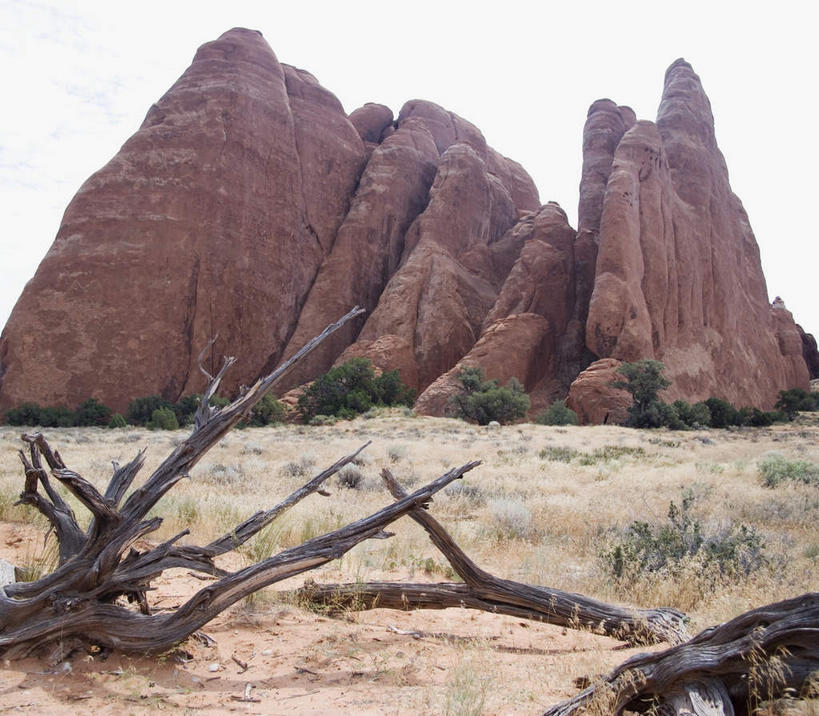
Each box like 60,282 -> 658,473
0,32 -> 814,421
569,60 -> 810,421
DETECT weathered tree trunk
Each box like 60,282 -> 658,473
295,468 -> 688,646
541,593 -> 819,716
0,308 -> 480,658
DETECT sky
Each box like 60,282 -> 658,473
1,0 -> 816,337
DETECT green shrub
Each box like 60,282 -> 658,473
5,402 -> 45,426
776,388 -> 819,419
704,397 -> 740,428
612,360 -> 671,428
37,405 -> 75,427
298,358 -> 415,421
146,406 -> 179,430
758,454 -> 819,487
74,398 -> 112,427
248,393 -> 286,426
128,395 -> 173,426
536,400 -> 579,426
538,446 -> 578,462
450,367 -> 530,425
604,494 -> 765,579
108,412 -> 127,429
671,400 -> 711,428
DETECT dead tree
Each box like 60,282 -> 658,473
296,468 -> 688,646
542,592 -> 819,716
0,307 -> 481,658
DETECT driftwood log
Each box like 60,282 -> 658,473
296,468 -> 688,646
542,592 -> 819,716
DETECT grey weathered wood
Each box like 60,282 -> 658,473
295,468 -> 688,646
541,593 -> 819,715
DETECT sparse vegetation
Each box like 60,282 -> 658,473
758,454 -> 819,487
450,366 -> 530,425
603,493 -> 766,581
535,400 -> 579,426
298,357 -> 415,421
0,409 -> 816,712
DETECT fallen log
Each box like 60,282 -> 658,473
294,468 -> 688,646
542,592 -> 819,715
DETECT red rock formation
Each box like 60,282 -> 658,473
278,119 -> 439,389
797,325 -> 819,380
582,59 -> 809,412
414,313 -> 551,416
0,37 -> 813,422
566,358 -> 632,425
1,28 -> 369,413
347,142 -> 520,391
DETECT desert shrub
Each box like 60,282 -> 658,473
146,406 -> 179,430
538,446 -> 578,462
336,464 -> 364,489
776,388 -> 819,419
671,400 -> 711,428
74,398 -> 112,427
298,358 -> 414,421
604,494 -> 765,579
4,402 -> 46,426
612,360 -> 671,428
704,397 -> 740,428
536,400 -> 579,426
38,405 -> 76,427
450,367 -> 530,425
758,454 -> 819,487
128,395 -> 173,426
108,412 -> 127,429
172,394 -> 202,426
247,393 -> 286,426
488,496 -> 532,539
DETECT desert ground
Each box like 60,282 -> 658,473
0,411 -> 817,714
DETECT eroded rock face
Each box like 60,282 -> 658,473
583,59 -> 809,410
566,358 -> 632,425
797,326 -> 819,380
0,28 -> 367,412
0,39 -> 812,421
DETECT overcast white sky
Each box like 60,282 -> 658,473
1,0 -> 816,337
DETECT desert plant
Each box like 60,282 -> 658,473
146,406 -> 179,430
4,402 -> 46,426
298,357 -> 414,421
613,360 -> 671,428
450,367 -> 530,425
776,387 -> 819,420
247,393 -> 286,426
128,395 -> 173,426
74,397 -> 112,427
704,397 -> 740,428
107,412 -> 127,428
536,400 -> 579,426
758,454 -> 819,487
604,494 -> 765,579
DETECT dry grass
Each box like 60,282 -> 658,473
1,412 -> 817,712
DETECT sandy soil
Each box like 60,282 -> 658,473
0,518 -> 651,715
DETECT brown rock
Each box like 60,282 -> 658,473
797,325 -> 819,380
584,59 -> 809,409
348,142 -> 518,391
415,313 -> 551,416
2,28 -> 367,413
277,119 -> 439,389
566,358 -> 632,425
348,103 -> 394,143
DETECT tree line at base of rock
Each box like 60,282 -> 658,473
3,357 -> 818,429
